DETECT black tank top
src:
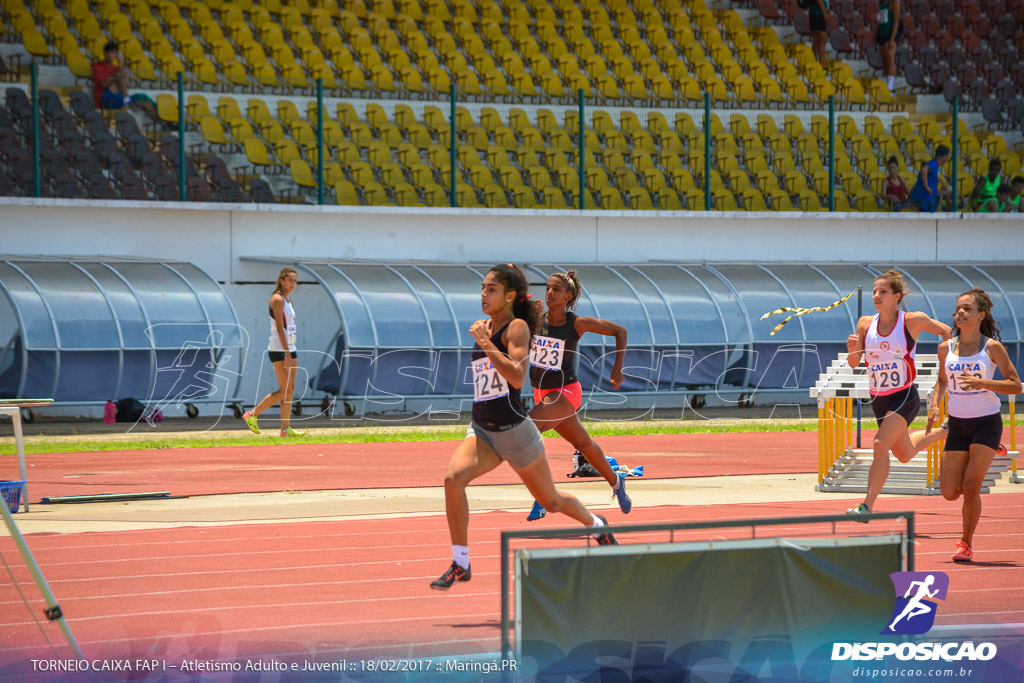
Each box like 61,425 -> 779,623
530,312 -> 581,390
471,320 -> 527,431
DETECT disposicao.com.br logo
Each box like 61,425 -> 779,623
832,572 -> 998,662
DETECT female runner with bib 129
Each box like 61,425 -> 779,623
845,269 -> 951,519
928,288 -> 1020,562
525,269 -> 630,521
431,264 -> 617,590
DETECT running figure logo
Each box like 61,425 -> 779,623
883,571 -> 949,635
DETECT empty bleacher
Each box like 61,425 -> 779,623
0,0 -> 1022,208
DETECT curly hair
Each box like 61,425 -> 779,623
954,287 -> 1002,341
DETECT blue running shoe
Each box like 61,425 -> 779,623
613,473 -> 632,514
527,499 -> 547,521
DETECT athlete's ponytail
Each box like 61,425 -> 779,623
273,267 -> 297,296
489,263 -> 541,335
553,269 -> 582,311
955,287 -> 1002,341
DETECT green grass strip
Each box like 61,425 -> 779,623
1,418 -> 1020,456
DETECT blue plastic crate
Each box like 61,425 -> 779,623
1,480 -> 25,513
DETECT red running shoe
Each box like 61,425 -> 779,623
996,444 -> 1008,457
952,541 -> 973,563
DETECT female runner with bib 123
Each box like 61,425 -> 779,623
845,269 -> 950,518
525,269 -> 630,521
929,288 -> 1020,562
244,267 -> 306,437
431,264 -> 617,590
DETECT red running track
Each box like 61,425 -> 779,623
1,492 -> 1022,675
15,427 -> 1019,501
12,431 -> 827,500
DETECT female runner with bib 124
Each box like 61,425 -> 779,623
526,269 -> 630,521
243,267 -> 305,437
845,270 -> 951,519
928,288 -> 1020,562
431,264 -> 617,590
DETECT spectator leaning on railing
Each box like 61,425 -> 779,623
908,145 -> 951,213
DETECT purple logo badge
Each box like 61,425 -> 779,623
883,571 -> 949,635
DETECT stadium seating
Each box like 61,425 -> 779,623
0,0 -> 1022,209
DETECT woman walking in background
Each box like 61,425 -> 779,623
244,267 -> 305,437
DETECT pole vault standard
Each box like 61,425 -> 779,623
0,501 -> 85,661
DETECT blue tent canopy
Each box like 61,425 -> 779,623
0,258 -> 243,405
245,260 -> 1023,403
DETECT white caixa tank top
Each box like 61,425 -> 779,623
864,311 -> 917,396
944,336 -> 1001,418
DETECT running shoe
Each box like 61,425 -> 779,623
242,411 -> 260,434
952,541 -> 973,563
996,443 -> 1008,457
280,427 -> 306,437
612,473 -> 632,514
526,499 -> 547,521
594,514 -> 618,546
430,561 -> 471,589
846,502 -> 871,523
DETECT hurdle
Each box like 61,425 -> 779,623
0,398 -> 53,512
500,513 -> 914,681
813,354 -> 1016,494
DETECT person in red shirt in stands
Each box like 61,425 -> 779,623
91,41 -> 158,119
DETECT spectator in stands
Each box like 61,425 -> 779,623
908,145 -> 951,212
881,156 -> 909,210
969,159 -> 1003,212
1009,176 -> 1024,212
876,0 -> 902,92
91,41 -> 158,120
809,0 -> 831,64
978,183 -> 1014,213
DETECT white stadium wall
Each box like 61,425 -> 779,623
2,198 -> 1023,283
1,198 -> 1022,419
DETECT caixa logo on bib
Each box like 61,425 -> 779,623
884,571 -> 949,635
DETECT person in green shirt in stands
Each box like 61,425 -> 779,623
978,183 -> 1013,213
1009,176 -> 1024,212
970,159 -> 1002,211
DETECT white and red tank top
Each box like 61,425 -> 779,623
864,311 -> 917,396
944,336 -> 1001,418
